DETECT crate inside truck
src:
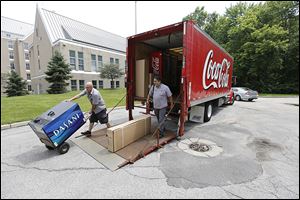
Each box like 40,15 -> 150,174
126,20 -> 234,137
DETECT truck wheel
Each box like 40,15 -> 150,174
57,142 -> 70,154
204,103 -> 213,122
45,145 -> 54,150
236,95 -> 241,101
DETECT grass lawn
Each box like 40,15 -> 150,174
259,93 -> 299,97
1,88 -> 126,125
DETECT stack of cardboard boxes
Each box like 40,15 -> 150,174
107,115 -> 151,152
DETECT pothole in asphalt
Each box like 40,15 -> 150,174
177,138 -> 223,157
247,138 -> 282,161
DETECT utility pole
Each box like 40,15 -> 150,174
135,1 -> 137,34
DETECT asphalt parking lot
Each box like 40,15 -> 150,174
1,97 -> 299,199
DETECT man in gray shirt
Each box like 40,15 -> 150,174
147,76 -> 173,138
68,82 -> 111,136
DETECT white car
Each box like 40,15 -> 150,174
232,87 -> 259,101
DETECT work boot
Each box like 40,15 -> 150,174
81,130 -> 91,137
106,123 -> 111,128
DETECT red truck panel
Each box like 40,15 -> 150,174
185,21 -> 234,107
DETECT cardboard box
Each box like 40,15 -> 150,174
135,59 -> 149,98
107,115 -> 151,152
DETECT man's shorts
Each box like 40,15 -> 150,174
89,108 -> 108,124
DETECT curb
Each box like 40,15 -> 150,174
1,121 -> 30,130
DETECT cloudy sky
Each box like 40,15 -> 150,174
1,1 -> 263,37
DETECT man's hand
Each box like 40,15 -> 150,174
65,99 -> 71,102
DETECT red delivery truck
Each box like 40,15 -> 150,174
126,20 -> 234,137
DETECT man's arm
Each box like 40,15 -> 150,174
67,90 -> 85,101
166,86 -> 174,108
168,96 -> 174,108
68,94 -> 80,101
146,86 -> 154,105
90,104 -> 97,113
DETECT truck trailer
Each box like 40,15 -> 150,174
126,20 -> 234,137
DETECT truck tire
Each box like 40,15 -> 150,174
204,103 -> 213,122
236,95 -> 241,101
57,142 -> 70,154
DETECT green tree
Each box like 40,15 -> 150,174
183,1 -> 299,94
45,51 -> 72,94
183,6 -> 208,30
100,64 -> 124,89
4,70 -> 29,97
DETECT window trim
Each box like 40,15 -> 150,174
79,80 -> 85,90
78,52 -> 84,71
91,54 -> 97,72
71,80 -> 77,91
69,50 -> 76,70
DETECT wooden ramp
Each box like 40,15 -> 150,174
70,127 -> 176,171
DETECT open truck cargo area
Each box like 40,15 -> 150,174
126,20 -> 234,137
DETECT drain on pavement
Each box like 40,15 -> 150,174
189,142 -> 210,152
178,138 -> 223,157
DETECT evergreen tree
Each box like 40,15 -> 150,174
45,51 -> 72,94
4,70 -> 29,97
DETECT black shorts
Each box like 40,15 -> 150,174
90,109 -> 108,124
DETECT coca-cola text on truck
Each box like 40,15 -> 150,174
126,20 -> 234,137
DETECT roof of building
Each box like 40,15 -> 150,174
39,8 -> 126,53
1,16 -> 34,39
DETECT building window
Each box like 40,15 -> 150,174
26,63 -> 30,70
78,52 -> 84,70
24,52 -> 30,60
79,80 -> 85,90
10,62 -> 15,70
111,81 -> 114,89
69,50 -> 76,70
110,57 -> 114,64
36,28 -> 38,37
115,58 -> 119,66
6,33 -> 11,38
92,80 -> 97,88
8,40 -> 13,49
98,55 -> 103,70
99,80 -> 103,89
91,54 -> 97,72
116,81 -> 120,88
27,85 -> 32,91
27,74 -> 31,80
9,51 -> 14,59
71,80 -> 77,91
38,59 -> 41,70
37,45 -> 40,56
23,42 -> 28,50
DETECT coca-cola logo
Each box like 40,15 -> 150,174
203,50 -> 230,90
152,57 -> 160,74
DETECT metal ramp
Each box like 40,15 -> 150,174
70,127 -> 176,171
